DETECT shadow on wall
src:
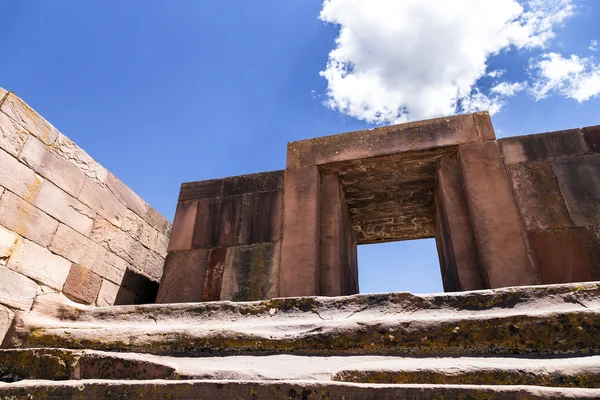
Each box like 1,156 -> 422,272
115,269 -> 159,305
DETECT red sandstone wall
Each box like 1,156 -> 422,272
499,127 -> 600,284
157,171 -> 284,302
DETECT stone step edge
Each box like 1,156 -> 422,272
1,379 -> 600,399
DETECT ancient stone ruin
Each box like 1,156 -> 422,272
1,88 -> 600,398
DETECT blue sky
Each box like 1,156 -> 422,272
1,1 -> 599,294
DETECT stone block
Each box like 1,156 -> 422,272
34,180 -> 95,236
53,132 -> 108,184
62,264 -> 102,305
500,129 -> 587,165
247,190 -> 283,244
0,225 -> 19,266
221,170 -> 284,196
19,135 -> 85,197
155,233 -> 169,257
582,125 -> 600,153
472,111 -> 496,141
96,279 -> 120,307
435,155 -> 485,291
144,207 -> 171,237
458,141 -> 536,288
105,171 -> 149,217
144,250 -> 165,281
0,110 -> 28,157
279,166 -> 320,297
203,247 -> 227,301
167,201 -> 197,252
122,210 -> 158,249
90,217 -> 149,271
178,179 -> 223,202
287,113 -> 480,169
0,190 -> 58,247
552,154 -> 600,227
6,238 -> 72,290
0,93 -> 59,145
220,242 -> 280,301
528,229 -> 599,284
0,87 -> 7,99
506,162 -> 573,231
0,304 -> 14,344
156,248 -> 209,303
50,224 -> 128,285
192,197 -> 221,249
0,266 -> 38,310
0,148 -> 43,201
113,287 -> 136,305
78,177 -> 127,227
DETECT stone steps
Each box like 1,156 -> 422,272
2,349 -> 600,389
1,379 -> 600,399
8,282 -> 600,356
2,282 -> 600,398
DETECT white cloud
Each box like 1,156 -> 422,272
319,0 -> 574,124
491,81 -> 527,96
530,52 -> 600,102
589,40 -> 598,52
487,69 -> 506,78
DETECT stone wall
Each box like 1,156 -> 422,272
0,88 -> 171,338
156,171 -> 283,303
499,127 -> 600,284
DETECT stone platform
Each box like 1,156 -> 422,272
1,282 -> 600,398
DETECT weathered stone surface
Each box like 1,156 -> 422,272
78,177 -> 127,227
105,171 -> 149,217
528,229 -> 600,283
179,179 -> 223,202
435,155 -> 485,291
472,111 -> 496,141
0,93 -> 59,145
157,249 -> 209,303
221,170 -> 285,196
458,141 -> 537,288
553,154 -> 600,227
320,174 -> 357,296
582,125 -> 600,153
332,356 -> 600,387
0,110 -> 28,157
500,129 -> 588,165
34,180 -> 95,236
286,113 -> 481,169
506,161 -> 573,231
19,135 -> 86,197
144,250 -> 164,281
0,190 -> 58,248
0,380 -> 598,399
0,304 -> 14,344
6,238 -> 71,290
0,225 -> 19,266
122,210 -> 157,249
50,224 -> 128,285
96,279 -> 120,307
12,282 -> 600,356
279,166 -> 320,297
0,349 -> 178,381
168,201 -> 197,252
220,242 -> 280,301
192,197 -> 221,248
202,248 -> 227,301
53,132 -> 108,184
62,264 -> 102,305
90,217 -> 149,271
155,233 -> 169,257
0,148 -> 43,201
145,206 -> 172,237
0,267 -> 37,310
